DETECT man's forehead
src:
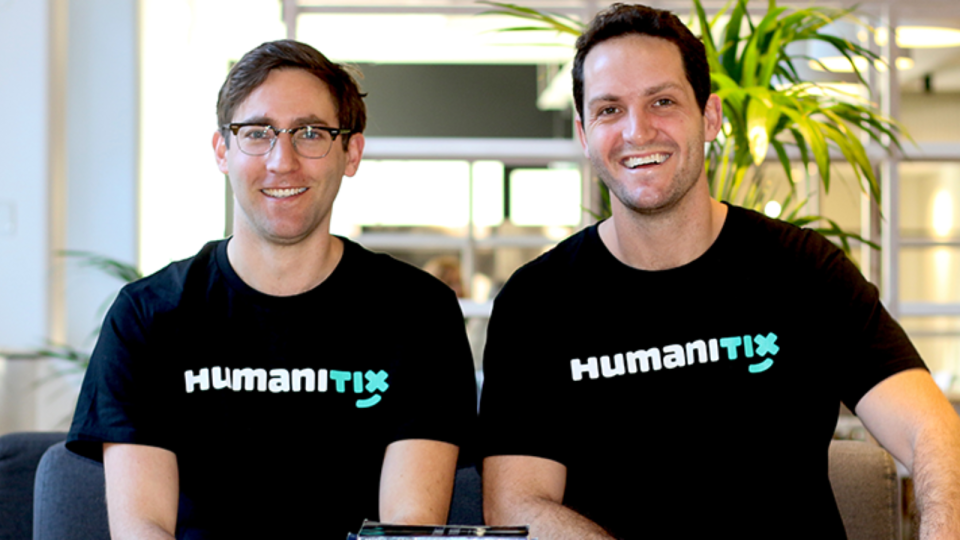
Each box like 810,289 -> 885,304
586,33 -> 682,71
232,67 -> 338,123
583,34 -> 688,95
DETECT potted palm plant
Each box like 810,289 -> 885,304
35,252 -> 141,375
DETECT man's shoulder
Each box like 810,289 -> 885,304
726,204 -> 844,262
529,225 -> 595,269
341,237 -> 459,300
496,225 -> 597,300
117,240 -> 222,314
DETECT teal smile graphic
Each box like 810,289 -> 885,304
748,332 -> 779,373
330,369 -> 390,408
719,332 -> 779,373
748,358 -> 775,373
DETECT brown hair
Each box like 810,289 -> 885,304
216,39 -> 366,149
573,3 -> 710,118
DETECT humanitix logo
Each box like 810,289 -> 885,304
569,333 -> 780,382
183,367 -> 389,408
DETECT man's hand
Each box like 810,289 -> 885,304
380,439 -> 459,525
857,368 -> 960,539
103,443 -> 179,540
483,455 -> 615,540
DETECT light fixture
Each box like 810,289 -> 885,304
895,55 -> 915,71
872,49 -> 915,73
808,56 -> 869,73
896,27 -> 960,48
764,201 -> 782,219
932,189 -> 954,238
808,53 -> 914,73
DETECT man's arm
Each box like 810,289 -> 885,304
483,455 -> 614,540
856,368 -> 960,539
379,439 -> 459,525
102,443 -> 179,540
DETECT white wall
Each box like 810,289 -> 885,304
0,0 -> 59,433
65,0 -> 139,348
0,0 -> 139,433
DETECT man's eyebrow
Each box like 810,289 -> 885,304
292,115 -> 331,126
643,82 -> 683,96
586,94 -> 620,110
237,115 -> 273,125
234,115 -> 332,126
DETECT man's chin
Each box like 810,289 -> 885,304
610,189 -> 679,216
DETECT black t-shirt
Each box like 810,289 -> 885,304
69,238 -> 478,539
479,205 -> 925,539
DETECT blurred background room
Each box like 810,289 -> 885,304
2,0 -> 960,441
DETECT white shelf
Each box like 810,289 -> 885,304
900,303 -> 960,317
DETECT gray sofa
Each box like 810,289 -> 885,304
0,432 -> 899,539
0,432 -> 68,540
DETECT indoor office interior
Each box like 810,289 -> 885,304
2,0 -> 960,442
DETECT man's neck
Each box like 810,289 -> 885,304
226,228 -> 343,297
599,185 -> 728,271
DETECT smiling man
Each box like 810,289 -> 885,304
67,40 -> 477,539
479,4 -> 960,539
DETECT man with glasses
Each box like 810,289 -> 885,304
68,40 -> 477,539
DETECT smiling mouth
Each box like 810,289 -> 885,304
622,153 -> 670,169
262,187 -> 308,198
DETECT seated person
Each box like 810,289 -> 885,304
479,4 -> 960,539
68,39 -> 477,540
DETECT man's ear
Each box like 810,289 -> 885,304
575,115 -> 590,158
213,130 -> 229,175
343,133 -> 365,178
703,94 -> 723,143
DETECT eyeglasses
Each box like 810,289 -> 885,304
222,123 -> 352,159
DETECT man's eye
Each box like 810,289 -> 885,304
243,128 -> 271,140
654,98 -> 674,107
597,106 -> 619,116
297,127 -> 332,143
300,127 -> 323,140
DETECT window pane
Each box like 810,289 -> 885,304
727,162 -> 863,235
900,316 -> 960,395
900,246 -> 960,303
473,161 -> 505,228
332,160 -> 471,230
509,167 -> 582,226
139,0 -> 285,274
900,162 -> 960,239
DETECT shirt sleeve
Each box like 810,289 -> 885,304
801,230 -> 927,410
385,280 -> 478,455
66,287 -> 171,461
477,270 -> 573,465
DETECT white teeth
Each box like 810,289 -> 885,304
624,153 -> 669,168
262,187 -> 307,198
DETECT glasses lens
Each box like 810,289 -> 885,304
293,127 -> 334,159
235,125 -> 274,156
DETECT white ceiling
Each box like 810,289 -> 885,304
293,0 -> 960,91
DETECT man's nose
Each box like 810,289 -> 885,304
624,109 -> 657,145
265,133 -> 300,172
